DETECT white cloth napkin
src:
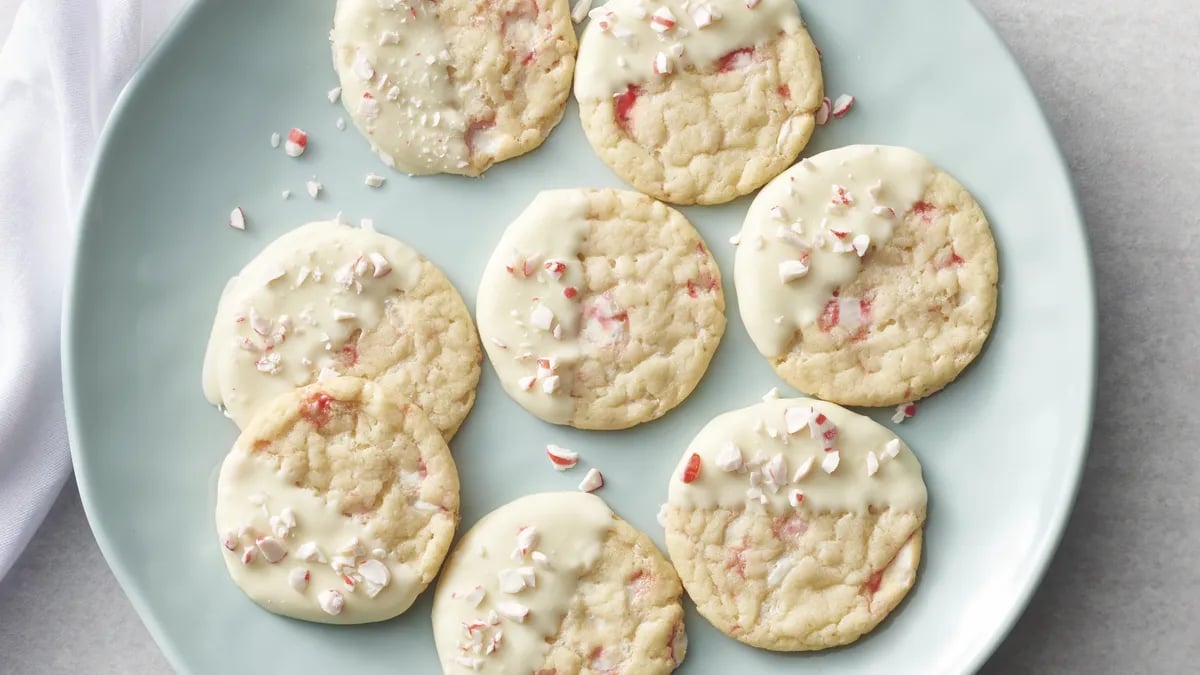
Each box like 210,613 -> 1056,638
0,0 -> 185,579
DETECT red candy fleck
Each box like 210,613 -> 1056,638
465,116 -> 497,156
717,47 -> 754,72
287,128 -> 307,148
521,51 -> 536,66
777,84 -> 791,99
863,569 -> 884,598
544,260 -> 567,276
614,84 -> 640,133
681,453 -> 702,483
686,280 -> 699,298
563,287 -> 578,299
340,342 -> 359,367
417,457 -> 428,479
912,201 -> 936,222
301,392 -> 335,428
818,298 -> 840,332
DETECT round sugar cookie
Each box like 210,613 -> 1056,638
734,145 -> 999,407
214,376 -> 460,624
331,0 -> 578,176
433,492 -> 687,674
476,189 -> 726,430
662,398 -> 927,651
574,0 -> 823,205
202,219 -> 481,439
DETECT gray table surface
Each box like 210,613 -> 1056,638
3,0 -> 1198,673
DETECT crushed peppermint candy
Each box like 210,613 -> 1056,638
815,97 -> 832,125
821,450 -> 841,474
681,453 -> 702,484
784,406 -> 812,434
497,567 -> 535,594
891,402 -> 916,423
649,6 -> 677,32
281,189 -> 291,200
365,172 -> 385,188
792,456 -> 815,482
692,3 -> 720,27
761,387 -> 780,401
763,453 -> 788,492
318,589 -> 345,615
715,442 -> 744,472
229,207 -> 246,231
513,527 -> 538,560
530,304 -> 555,331
578,468 -> 605,493
852,234 -> 871,257
288,568 -> 310,592
541,375 -> 561,394
284,128 -> 308,157
358,559 -> 391,597
546,444 -> 579,470
457,585 -> 486,607
297,541 -> 326,563
778,257 -> 811,282
787,488 -> 805,507
327,86 -> 342,103
883,438 -> 902,459
305,180 -> 323,198
832,94 -> 856,118
653,52 -> 673,75
496,601 -> 530,622
269,132 -> 281,148
336,116 -> 346,131
866,451 -> 881,477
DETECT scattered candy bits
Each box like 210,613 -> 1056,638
284,128 -> 308,157
545,444 -> 579,470
578,468 -> 605,492
892,402 -> 916,424
229,207 -> 246,231
681,453 -> 702,484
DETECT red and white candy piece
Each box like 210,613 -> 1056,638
284,128 -> 308,157
518,375 -> 536,391
458,585 -> 486,608
787,488 -> 805,507
681,453 -> 702,484
815,97 -> 832,125
318,589 -> 345,615
240,546 -> 257,565
546,444 -> 579,470
891,403 -> 916,424
653,52 -> 673,76
883,438 -> 902,459
297,541 -> 326,563
221,530 -> 238,551
358,559 -> 391,597
745,0 -> 761,8
578,468 -> 605,493
763,453 -> 788,492
784,406 -> 812,435
649,6 -> 676,32
832,94 -> 855,118
588,7 -> 616,31
541,375 -> 561,394
513,526 -> 539,560
229,207 -> 246,231
288,568 -> 311,592
852,234 -> 871,257
530,304 -> 555,331
691,3 -> 720,27
543,259 -> 567,280
778,256 -> 810,282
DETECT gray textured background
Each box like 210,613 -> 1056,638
2,0 -> 1197,672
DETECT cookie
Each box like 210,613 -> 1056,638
661,398 -> 926,651
214,376 -> 459,624
734,145 -> 999,407
331,0 -> 578,176
433,492 -> 686,673
202,219 -> 481,438
476,189 -> 725,430
574,0 -> 823,205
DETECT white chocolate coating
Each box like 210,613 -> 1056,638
476,191 -> 590,424
432,492 -> 614,674
734,145 -> 935,358
202,220 -> 429,429
215,451 -> 423,624
668,398 -> 926,514
574,0 -> 803,101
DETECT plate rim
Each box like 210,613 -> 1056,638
60,1 -> 1097,673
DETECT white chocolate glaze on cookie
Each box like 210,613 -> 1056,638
202,220 -> 480,438
734,145 -> 999,407
575,0 -> 803,100
662,398 -> 926,651
332,0 -> 578,176
476,189 -> 725,429
574,0 -> 822,204
735,145 -> 935,358
215,377 -> 459,624
433,492 -> 685,673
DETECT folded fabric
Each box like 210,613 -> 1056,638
0,0 -> 186,579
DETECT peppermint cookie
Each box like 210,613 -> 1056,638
215,376 -> 459,624
202,219 -> 481,438
476,189 -> 725,430
433,492 -> 686,673
734,145 -> 999,406
331,0 -> 578,176
662,398 -> 926,651
575,0 -> 823,205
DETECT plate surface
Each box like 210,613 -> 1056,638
64,0 -> 1094,673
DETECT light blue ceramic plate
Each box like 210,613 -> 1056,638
64,0 -> 1094,673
